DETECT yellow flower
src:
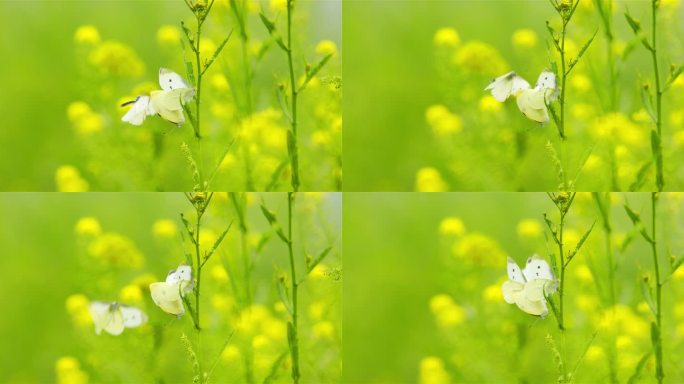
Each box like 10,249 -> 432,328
56,166 -> 89,192
632,109 -> 651,123
673,131 -> 684,149
570,74 -> 591,92
211,294 -> 233,312
157,25 -> 181,46
434,27 -> 460,47
220,345 -> 241,363
516,219 -> 542,239
415,167 -> 448,192
452,233 -> 505,266
88,40 -> 145,77
119,284 -> 143,304
660,0 -> 679,8
56,356 -> 89,384
308,302 -> 326,320
591,113 -> 644,146
269,0 -> 287,12
210,265 -> 229,284
210,73 -> 230,92
483,284 -> 503,302
315,40 -> 338,56
439,217 -> 465,237
67,101 -> 92,122
419,356 -> 450,384
430,294 -> 466,327
426,105 -> 462,136
65,294 -> 92,327
313,321 -> 335,340
67,101 -> 103,135
87,233 -> 144,268
581,154 -> 601,172
74,25 -> 101,45
152,219 -> 177,238
199,38 -> 217,64
478,95 -> 501,113
453,41 -> 507,75
612,40 -> 626,56
574,264 -> 593,283
75,217 -> 102,237
312,130 -> 332,147
585,345 -> 605,364
669,110 -> 684,127
512,29 -> 538,49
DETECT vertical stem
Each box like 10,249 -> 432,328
194,204 -> 203,330
286,0 -> 300,191
650,0 -> 664,191
559,20 -> 567,141
650,192 -> 664,383
287,192 -> 300,383
195,13 -> 205,190
558,208 -> 565,331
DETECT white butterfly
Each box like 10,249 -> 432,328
501,255 -> 558,317
484,70 -> 559,124
121,68 -> 196,126
88,301 -> 147,335
149,265 -> 194,316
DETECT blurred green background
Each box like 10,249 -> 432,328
344,0 -> 684,191
0,0 -> 341,191
344,192 -> 684,383
0,192 -> 342,383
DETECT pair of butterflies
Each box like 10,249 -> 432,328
501,255 -> 558,317
485,70 -> 559,124
89,301 -> 147,336
150,265 -> 194,316
121,68 -> 195,126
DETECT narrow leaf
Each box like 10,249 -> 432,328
651,130 -> 664,191
640,86 -> 656,122
566,29 -> 598,75
277,278 -> 293,315
627,351 -> 652,384
629,161 -> 652,192
202,30 -> 234,75
624,11 -> 641,34
566,221 -> 595,265
262,352 -> 288,384
640,278 -> 656,315
308,246 -> 333,273
203,222 -> 233,265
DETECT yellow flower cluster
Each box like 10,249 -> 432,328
315,40 -> 338,56
55,166 -> 89,192
430,294 -> 466,327
240,108 -> 287,151
439,217 -> 466,237
433,27 -> 460,47
453,41 -> 507,75
426,105 -> 463,136
87,233 -> 144,268
233,305 -> 288,373
74,25 -> 100,45
156,25 -> 181,46
511,29 -> 538,49
516,218 -> 542,239
419,356 -> 450,384
74,217 -> 102,237
119,284 -> 144,304
478,95 -> 501,113
65,294 -> 92,327
55,356 -> 89,384
152,219 -> 177,239
67,101 -> 104,136
87,40 -> 145,77
415,167 -> 449,192
451,232 -> 506,266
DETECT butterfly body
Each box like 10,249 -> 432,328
150,265 -> 194,316
501,255 -> 557,317
88,301 -> 147,335
121,68 -> 195,126
484,70 -> 559,124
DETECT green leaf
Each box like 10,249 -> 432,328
262,352 -> 288,384
202,30 -> 233,75
640,278 -> 656,315
259,202 -> 290,244
307,246 -> 333,274
666,64 -> 684,87
640,85 -> 656,123
627,351 -> 652,384
623,204 -> 641,226
543,213 -> 560,245
624,11 -> 641,34
546,21 -> 561,52
202,222 -> 233,266
566,29 -> 597,75
259,13 -> 288,52
265,160 -> 288,192
566,221 -> 595,266
547,101 -> 561,129
650,322 -> 663,378
619,228 -> 638,253
672,255 -> 684,274
180,21 -> 198,54
300,54 -> 333,91
628,161 -> 652,192
277,278 -> 293,315
651,130 -> 664,191
180,213 -> 197,245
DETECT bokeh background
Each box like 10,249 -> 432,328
344,192 -> 684,383
0,192 -> 342,383
344,0 -> 684,191
0,0 -> 341,191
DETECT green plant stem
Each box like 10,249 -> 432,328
287,192 -> 300,383
559,20 -> 567,141
194,12 -> 206,189
558,206 -> 566,331
650,192 -> 664,383
650,0 -> 664,191
194,202 -> 204,330
286,0 -> 300,191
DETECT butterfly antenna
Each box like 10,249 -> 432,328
120,97 -> 140,107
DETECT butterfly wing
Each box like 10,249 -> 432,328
150,282 -> 185,315
159,67 -> 191,91
516,89 -> 549,123
502,280 -> 525,304
150,90 -> 186,125
88,301 -> 111,335
121,96 -> 155,126
513,294 -> 549,317
120,305 -> 148,328
522,255 -> 556,281
103,305 -> 125,336
485,71 -> 530,102
506,257 -> 526,283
